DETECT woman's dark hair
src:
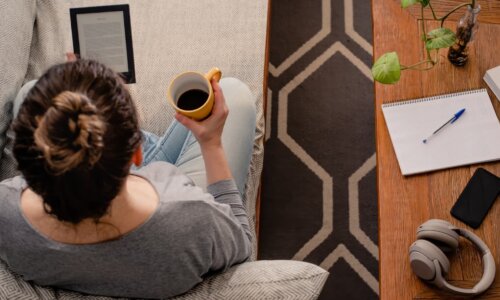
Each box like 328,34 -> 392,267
13,60 -> 142,224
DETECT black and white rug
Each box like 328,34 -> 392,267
258,0 -> 379,299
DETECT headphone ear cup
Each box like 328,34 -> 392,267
409,240 -> 450,281
417,220 -> 459,253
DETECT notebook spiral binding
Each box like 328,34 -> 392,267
382,88 -> 487,107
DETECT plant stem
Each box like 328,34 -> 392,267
428,1 -> 475,27
421,4 -> 427,42
439,3 -> 472,27
420,4 -> 435,62
426,48 -> 435,64
402,64 -> 436,71
428,2 -> 438,20
400,59 -> 434,70
411,65 -> 436,71
401,49 -> 439,71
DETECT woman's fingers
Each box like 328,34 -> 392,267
175,113 -> 202,133
212,79 -> 222,95
211,79 -> 228,117
66,52 -> 78,62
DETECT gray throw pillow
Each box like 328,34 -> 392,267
0,259 -> 328,300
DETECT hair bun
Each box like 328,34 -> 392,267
34,91 -> 106,175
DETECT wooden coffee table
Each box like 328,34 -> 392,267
373,0 -> 500,298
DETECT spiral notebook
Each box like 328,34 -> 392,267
382,89 -> 500,175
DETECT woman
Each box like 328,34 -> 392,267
0,59 -> 256,299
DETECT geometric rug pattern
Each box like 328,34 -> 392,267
258,0 -> 379,298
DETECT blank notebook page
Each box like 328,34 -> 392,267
382,89 -> 500,175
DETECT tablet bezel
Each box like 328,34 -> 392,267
70,4 -> 136,83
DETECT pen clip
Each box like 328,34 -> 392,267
451,108 -> 466,123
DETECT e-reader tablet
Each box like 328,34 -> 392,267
70,4 -> 136,83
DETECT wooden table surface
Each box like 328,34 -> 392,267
373,0 -> 500,299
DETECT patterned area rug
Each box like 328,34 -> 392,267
258,0 -> 379,299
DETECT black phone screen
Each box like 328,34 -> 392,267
450,168 -> 500,229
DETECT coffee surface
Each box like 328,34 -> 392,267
177,89 -> 208,110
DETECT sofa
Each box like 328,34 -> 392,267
0,0 -> 328,299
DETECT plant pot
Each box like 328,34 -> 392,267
447,4 -> 481,66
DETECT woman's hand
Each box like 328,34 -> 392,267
175,79 -> 232,184
66,52 -> 78,62
175,79 -> 228,149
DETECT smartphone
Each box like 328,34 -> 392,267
450,168 -> 500,229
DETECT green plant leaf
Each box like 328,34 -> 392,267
418,0 -> 430,7
401,0 -> 418,8
425,28 -> 456,49
372,52 -> 401,84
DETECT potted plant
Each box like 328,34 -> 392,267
372,0 -> 479,84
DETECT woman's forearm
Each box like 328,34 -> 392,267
200,143 -> 232,185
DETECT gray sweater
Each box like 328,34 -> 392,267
0,162 -> 252,299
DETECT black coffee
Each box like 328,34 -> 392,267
177,89 -> 209,110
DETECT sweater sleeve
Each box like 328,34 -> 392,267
206,179 -> 253,270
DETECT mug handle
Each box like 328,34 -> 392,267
205,67 -> 222,82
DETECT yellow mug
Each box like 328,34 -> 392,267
167,68 -> 222,120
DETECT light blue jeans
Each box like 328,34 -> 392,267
14,78 -> 256,196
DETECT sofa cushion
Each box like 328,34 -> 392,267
0,0 -> 36,173
0,259 -> 328,300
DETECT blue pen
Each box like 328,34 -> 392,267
423,108 -> 466,144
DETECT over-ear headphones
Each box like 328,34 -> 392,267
409,219 -> 496,296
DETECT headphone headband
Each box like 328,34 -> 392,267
452,228 -> 496,294
455,228 -> 489,255
410,219 -> 496,296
